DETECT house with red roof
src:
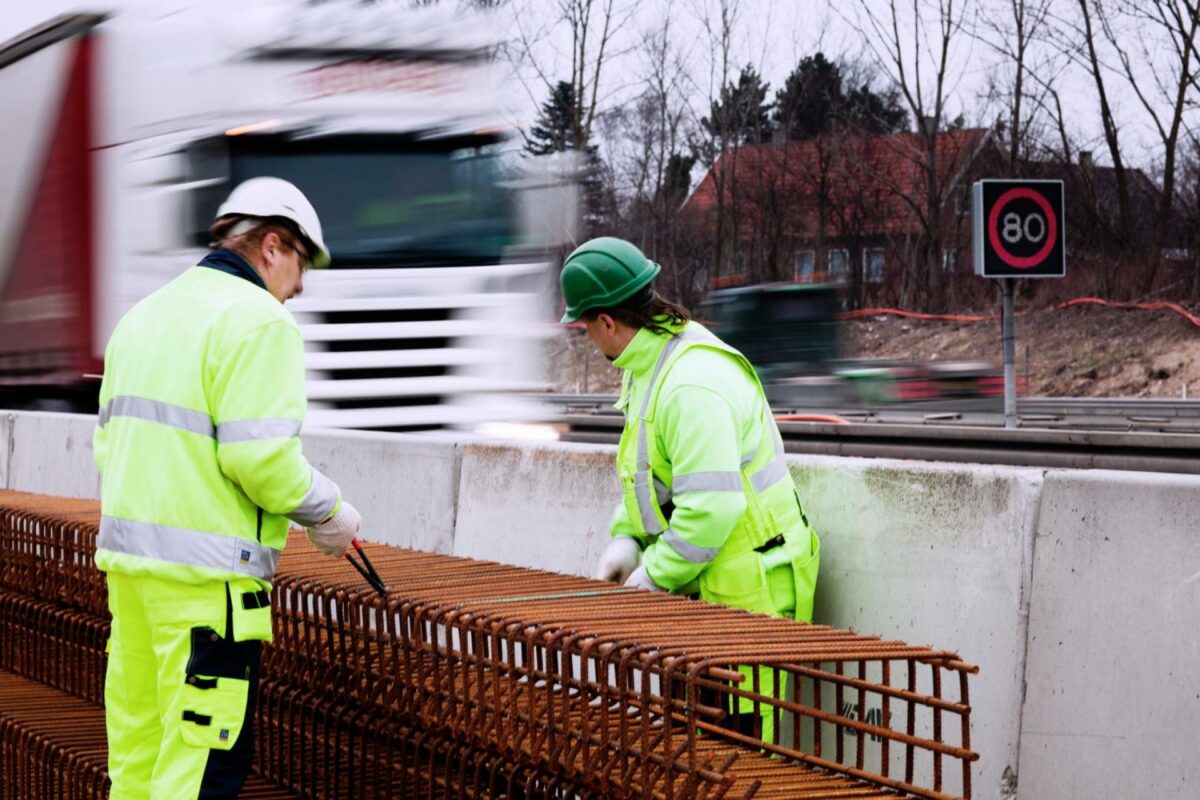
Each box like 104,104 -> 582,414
682,127 -> 1172,306
682,128 -> 998,304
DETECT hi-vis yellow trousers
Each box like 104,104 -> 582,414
104,573 -> 270,799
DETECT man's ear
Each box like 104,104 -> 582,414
598,313 -> 616,334
261,231 -> 282,265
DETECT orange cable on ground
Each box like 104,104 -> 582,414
842,297 -> 1200,329
841,308 -> 998,322
774,413 -> 852,424
1054,297 -> 1200,328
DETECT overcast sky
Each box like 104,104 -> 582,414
5,0 -> 1190,174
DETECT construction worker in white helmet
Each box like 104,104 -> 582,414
93,177 -> 360,799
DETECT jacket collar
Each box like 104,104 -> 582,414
197,248 -> 267,291
612,326 -> 668,377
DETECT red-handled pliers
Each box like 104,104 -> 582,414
344,538 -> 388,597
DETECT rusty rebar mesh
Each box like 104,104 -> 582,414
0,668 -> 294,800
0,489 -> 978,799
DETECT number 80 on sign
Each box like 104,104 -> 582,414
972,179 -> 1065,279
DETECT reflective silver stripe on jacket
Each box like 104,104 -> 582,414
661,527 -> 721,564
749,457 -> 790,493
98,516 -> 280,580
288,467 -> 339,527
632,335 -> 685,533
100,395 -> 302,445
672,470 -> 743,494
99,396 -> 215,437
216,418 -> 302,444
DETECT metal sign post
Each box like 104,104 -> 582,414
973,180 -> 1066,428
1002,278 -> 1016,427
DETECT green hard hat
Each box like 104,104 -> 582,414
559,237 -> 661,322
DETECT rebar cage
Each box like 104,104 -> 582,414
0,489 -> 977,799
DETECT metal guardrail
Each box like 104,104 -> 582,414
536,395 -> 1200,474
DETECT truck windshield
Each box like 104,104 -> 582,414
191,134 -> 515,267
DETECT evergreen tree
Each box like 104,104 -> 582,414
657,152 -> 697,208
701,66 -> 774,149
524,80 -> 611,232
525,81 -> 582,156
774,54 -> 910,141
843,82 -> 909,135
773,53 -> 843,140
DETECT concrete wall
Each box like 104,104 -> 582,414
4,411 -> 100,499
454,440 -> 618,574
792,457 -> 1042,798
5,411 -> 1200,799
1017,470 -> 1200,799
301,429 -> 461,553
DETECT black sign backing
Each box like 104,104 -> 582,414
972,180 -> 1065,278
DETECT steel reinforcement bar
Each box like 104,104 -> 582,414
0,489 -> 978,799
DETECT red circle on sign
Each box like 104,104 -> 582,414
987,187 -> 1058,268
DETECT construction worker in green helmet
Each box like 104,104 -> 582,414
94,177 -> 361,799
563,236 -> 820,744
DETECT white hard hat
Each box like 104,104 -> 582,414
216,177 -> 331,268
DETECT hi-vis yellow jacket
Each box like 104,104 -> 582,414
610,320 -> 819,620
93,253 -> 340,589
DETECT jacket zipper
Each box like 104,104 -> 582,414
256,508 -> 263,543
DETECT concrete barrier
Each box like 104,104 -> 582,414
1017,469 -> 1200,799
7,410 -> 1200,798
300,429 -> 461,553
791,455 -> 1042,798
453,440 -> 618,576
5,411 -> 100,499
0,413 -> 10,488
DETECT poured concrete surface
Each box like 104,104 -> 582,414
301,428 -> 461,553
793,455 -> 1042,798
1017,470 -> 1200,799
454,440 -> 618,575
5,411 -> 100,499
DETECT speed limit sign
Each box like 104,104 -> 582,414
972,180 -> 1065,278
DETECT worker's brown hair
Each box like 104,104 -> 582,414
209,216 -> 304,264
582,286 -> 690,336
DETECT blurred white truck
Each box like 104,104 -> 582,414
0,0 -> 575,429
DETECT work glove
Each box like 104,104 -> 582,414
594,537 -> 642,583
306,501 -> 361,558
624,565 -> 667,592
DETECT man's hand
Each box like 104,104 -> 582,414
594,537 -> 642,583
623,564 -> 667,592
306,501 -> 361,557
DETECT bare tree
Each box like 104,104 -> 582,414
1049,1 -> 1139,264
849,0 -> 986,309
689,0 -> 744,284
972,0 -> 1056,170
509,0 -> 635,149
1098,0 -> 1200,292
1181,132 -> 1200,295
602,5 -> 705,300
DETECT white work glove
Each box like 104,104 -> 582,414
624,565 -> 667,592
306,501 -> 361,558
594,537 -> 642,583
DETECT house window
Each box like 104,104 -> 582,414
828,249 -> 849,282
795,249 -> 815,281
943,248 -> 957,273
864,248 -> 885,283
